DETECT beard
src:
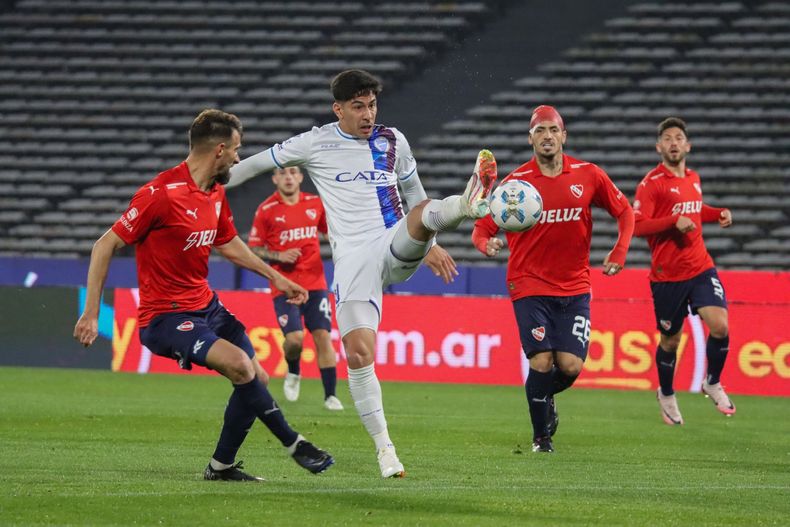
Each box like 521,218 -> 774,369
214,169 -> 231,186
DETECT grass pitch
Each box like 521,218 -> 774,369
1,367 -> 788,526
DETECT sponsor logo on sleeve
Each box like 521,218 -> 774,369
126,208 -> 138,220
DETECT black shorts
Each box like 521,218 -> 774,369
273,289 -> 332,335
512,293 -> 592,360
139,293 -> 255,370
650,267 -> 728,336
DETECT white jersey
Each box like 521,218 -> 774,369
229,122 -> 422,260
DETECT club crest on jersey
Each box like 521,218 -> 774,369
373,136 -> 390,152
126,207 -> 138,220
177,321 -> 195,332
215,202 -> 221,218
278,315 -> 288,327
531,326 -> 546,342
570,184 -> 583,198
305,209 -> 317,220
693,183 -> 702,195
660,320 -> 672,331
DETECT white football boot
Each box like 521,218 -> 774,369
283,373 -> 301,402
377,444 -> 405,478
323,395 -> 344,411
656,388 -> 684,425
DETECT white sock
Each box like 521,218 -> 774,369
286,434 -> 305,455
421,196 -> 466,232
209,458 -> 233,471
347,363 -> 392,450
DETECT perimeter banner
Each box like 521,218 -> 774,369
111,270 -> 790,396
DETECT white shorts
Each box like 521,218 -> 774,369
332,219 -> 423,336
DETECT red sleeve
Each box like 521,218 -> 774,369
608,207 -> 634,266
701,204 -> 725,223
592,166 -> 630,217
248,204 -> 267,247
633,178 -> 677,237
215,195 -> 238,246
472,214 -> 499,254
111,183 -> 167,245
318,201 -> 328,235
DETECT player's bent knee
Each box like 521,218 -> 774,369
208,342 -> 256,384
709,320 -> 729,339
528,351 -> 554,372
660,334 -> 681,353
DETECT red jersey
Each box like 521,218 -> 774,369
473,154 -> 632,300
634,163 -> 723,282
111,162 -> 237,327
248,191 -> 328,296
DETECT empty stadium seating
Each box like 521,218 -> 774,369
0,0 -> 787,270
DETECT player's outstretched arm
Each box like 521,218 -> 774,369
215,236 -> 308,304
74,229 -> 126,347
226,150 -> 275,189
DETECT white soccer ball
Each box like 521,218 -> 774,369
488,179 -> 543,232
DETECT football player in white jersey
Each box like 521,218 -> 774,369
227,69 -> 496,478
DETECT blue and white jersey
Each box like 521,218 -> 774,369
229,122 -> 420,260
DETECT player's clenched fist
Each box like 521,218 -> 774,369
485,237 -> 504,257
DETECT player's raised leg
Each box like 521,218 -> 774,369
419,149 -> 498,233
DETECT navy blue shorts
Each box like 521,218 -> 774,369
139,293 -> 255,371
650,267 -> 728,336
273,290 -> 332,335
512,293 -> 592,360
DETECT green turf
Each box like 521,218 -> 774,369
0,367 -> 788,526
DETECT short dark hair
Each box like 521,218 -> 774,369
330,69 -> 383,101
657,117 -> 688,138
189,109 -> 242,149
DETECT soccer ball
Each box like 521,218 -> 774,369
488,179 -> 543,232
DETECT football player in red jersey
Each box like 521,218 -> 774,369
74,109 -> 334,480
634,117 -> 735,426
472,105 -> 634,453
249,166 -> 344,411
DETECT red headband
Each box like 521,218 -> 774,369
529,105 -> 564,132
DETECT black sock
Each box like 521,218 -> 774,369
655,345 -> 677,396
286,358 -> 301,376
212,389 -> 256,465
319,367 -> 337,399
526,369 -> 553,440
551,366 -> 578,395
233,378 -> 298,447
705,335 -> 729,385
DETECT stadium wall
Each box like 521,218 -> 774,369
1,266 -> 788,396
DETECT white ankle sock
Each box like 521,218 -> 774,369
287,434 -> 305,455
209,458 -> 233,471
347,363 -> 392,450
421,196 -> 465,232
